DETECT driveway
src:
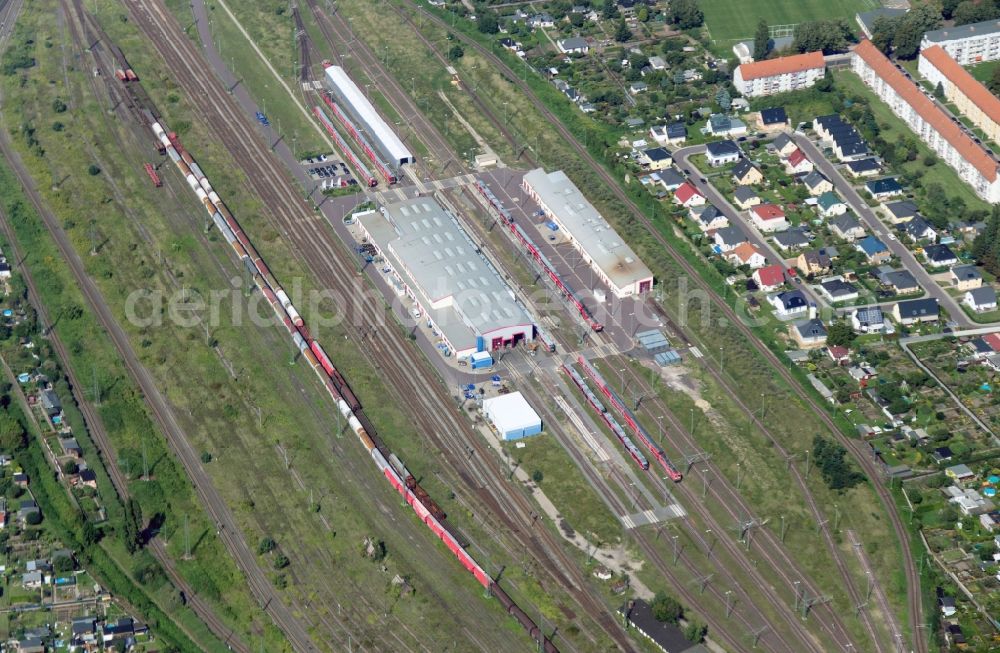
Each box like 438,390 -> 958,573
673,144 -> 827,310
789,133 -> 995,329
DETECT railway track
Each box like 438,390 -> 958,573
128,0 -> 634,649
303,3 -> 862,648
403,4 -> 926,650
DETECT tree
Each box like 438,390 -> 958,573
815,69 -> 834,92
650,592 -> 683,623
51,98 -> 66,113
614,18 -> 631,43
0,412 -> 25,452
753,20 -> 770,61
447,44 -> 464,61
870,15 -> 901,53
893,6 -> 941,59
972,206 -> 1000,275
989,65 -> 1000,95
684,621 -> 707,643
601,0 -> 619,19
953,0 -> 1000,26
637,5 -> 649,22
941,0 -> 962,19
825,321 -> 857,348
258,536 -> 277,555
812,435 -> 864,491
477,12 -> 499,34
666,0 -> 704,29
54,554 -> 74,573
715,88 -> 731,111
61,460 -> 77,475
122,497 -> 143,554
933,81 -> 945,100
791,20 -> 853,54
273,554 -> 290,570
87,164 -> 101,176
25,510 -> 42,526
531,469 -> 544,483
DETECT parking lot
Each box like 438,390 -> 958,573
301,154 -> 356,188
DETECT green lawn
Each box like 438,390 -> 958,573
701,0 -> 881,42
969,60 -> 1000,85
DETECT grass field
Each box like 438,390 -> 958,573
701,0 -> 880,42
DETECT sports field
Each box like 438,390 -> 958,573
701,0 -> 881,42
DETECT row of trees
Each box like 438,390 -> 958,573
812,435 -> 865,491
971,206 -> 1000,277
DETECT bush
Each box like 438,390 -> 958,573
24,510 -> 42,525
273,554 -> 290,570
200,451 -> 212,464
51,98 -> 67,113
87,164 -> 101,176
257,537 -> 276,555
531,469 -> 544,483
650,591 -> 683,623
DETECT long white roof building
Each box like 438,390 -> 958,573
522,168 -> 653,298
323,65 -> 414,167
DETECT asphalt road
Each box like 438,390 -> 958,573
673,143 -> 828,310
790,132 -> 986,328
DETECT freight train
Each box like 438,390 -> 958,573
564,365 -> 648,469
312,105 -> 378,188
576,355 -> 683,482
474,180 -> 603,332
147,114 -> 557,652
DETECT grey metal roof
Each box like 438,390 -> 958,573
952,264 -> 981,281
715,225 -> 747,245
881,269 -> 919,290
523,169 -> 653,291
857,8 -> 907,34
734,185 -> 758,201
896,297 -> 939,318
968,287 -> 997,305
830,213 -> 862,232
796,319 -> 828,339
363,198 -> 533,351
923,19 -> 1000,44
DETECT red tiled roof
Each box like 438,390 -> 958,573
730,242 -> 763,263
787,148 -> 808,167
737,51 -> 825,81
674,181 -> 702,203
922,45 -> 1000,137
984,332 -> 1000,352
828,345 -> 850,360
751,203 -> 786,220
855,39 -> 998,183
754,264 -> 785,287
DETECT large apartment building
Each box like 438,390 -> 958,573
852,39 -> 1000,202
921,19 -> 1000,65
732,51 -> 826,98
919,45 -> 1000,145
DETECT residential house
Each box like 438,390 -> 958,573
733,185 -> 761,210
674,181 -> 705,207
965,287 -> 998,312
852,305 -> 886,333
882,199 -> 919,223
945,484 -> 993,515
951,264 -> 982,290
792,319 -> 828,347
939,594 -> 958,618
749,203 -> 789,232
802,171 -> 833,195
828,345 -> 851,365
732,158 -> 763,186
796,248 -> 833,276
707,114 -> 747,137
846,158 -> 882,177
557,37 -> 589,54
705,140 -> 741,166
714,226 -> 748,252
758,106 -> 788,131
866,177 -> 904,199
40,389 -> 61,418
79,468 -> 98,489
784,148 -> 813,174
59,437 -> 82,458
19,499 -> 39,525
921,18 -> 1000,65
768,290 -> 809,318
819,277 -> 859,302
893,298 -> 939,325
648,55 -> 666,71
727,242 -> 767,269
985,332 -> 1000,352
816,191 -> 848,217
901,215 -> 937,243
657,168 -> 686,192
834,137 -> 871,161
666,122 -> 687,144
878,268 -> 921,294
923,243 -> 959,267
732,51 -> 825,97
629,81 -> 648,95
814,114 -> 847,139
649,125 -> 670,146
21,571 -> 42,589
13,472 -> 28,487
640,147 -> 672,170
772,227 -> 811,251
829,213 -> 865,241
691,204 -> 728,231
946,463 -> 976,482
921,43 -> 1000,145
857,235 -> 891,264
753,264 -> 786,291
772,133 -> 797,157
529,13 -> 555,28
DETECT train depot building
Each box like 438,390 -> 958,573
483,392 -> 542,441
357,197 -> 534,359
522,168 -> 653,298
